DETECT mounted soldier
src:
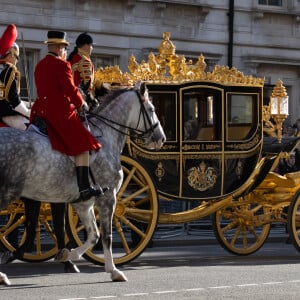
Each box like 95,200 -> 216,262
30,30 -> 106,201
0,25 -> 81,273
67,32 -> 98,108
0,24 -> 30,129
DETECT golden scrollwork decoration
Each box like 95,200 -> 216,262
94,32 -> 265,87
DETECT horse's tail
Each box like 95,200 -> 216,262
0,170 -> 23,210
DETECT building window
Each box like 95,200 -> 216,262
258,0 -> 283,6
18,49 -> 36,104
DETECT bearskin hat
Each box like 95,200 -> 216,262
0,24 -> 18,58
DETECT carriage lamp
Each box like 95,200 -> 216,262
270,79 -> 289,143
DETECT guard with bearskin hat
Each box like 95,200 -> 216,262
0,24 -> 30,130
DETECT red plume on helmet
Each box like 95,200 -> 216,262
0,24 -> 17,57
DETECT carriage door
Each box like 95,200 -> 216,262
180,85 -> 224,200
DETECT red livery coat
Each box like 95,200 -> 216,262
30,53 -> 101,156
68,49 -> 94,91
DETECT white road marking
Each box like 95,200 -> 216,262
262,281 -> 283,285
123,293 -> 149,297
237,283 -> 259,287
91,296 -> 117,299
153,290 -> 178,294
58,279 -> 300,299
209,285 -> 231,289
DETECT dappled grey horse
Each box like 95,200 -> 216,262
0,82 -> 166,285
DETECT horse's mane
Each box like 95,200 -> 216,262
94,87 -> 132,113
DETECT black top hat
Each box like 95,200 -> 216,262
44,30 -> 69,46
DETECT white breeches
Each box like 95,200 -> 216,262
2,115 -> 28,131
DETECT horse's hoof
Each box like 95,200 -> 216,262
0,272 -> 11,285
0,251 -> 15,264
68,249 -> 81,261
111,269 -> 128,282
63,261 -> 80,273
54,248 -> 70,262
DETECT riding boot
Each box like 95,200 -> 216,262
76,166 -> 107,201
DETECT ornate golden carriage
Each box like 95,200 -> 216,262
1,32 -> 300,265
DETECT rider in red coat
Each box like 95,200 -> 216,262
67,32 -> 98,108
68,32 -> 94,87
30,31 -> 104,201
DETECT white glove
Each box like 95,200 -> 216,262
14,101 -> 30,118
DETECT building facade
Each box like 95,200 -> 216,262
1,0 -> 300,124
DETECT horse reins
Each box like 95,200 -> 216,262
87,89 -> 159,139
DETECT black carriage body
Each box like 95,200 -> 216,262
125,81 -> 263,202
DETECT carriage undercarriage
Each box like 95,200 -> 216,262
2,150 -> 300,266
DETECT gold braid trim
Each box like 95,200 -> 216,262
1,63 -> 20,101
76,49 -> 94,87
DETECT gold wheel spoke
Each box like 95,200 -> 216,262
113,217 -> 131,254
121,186 -> 150,205
221,220 -> 237,234
76,224 -> 86,234
35,221 -> 42,254
242,228 -> 248,248
250,204 -> 263,214
125,207 -> 154,223
42,220 -> 56,242
118,167 -> 136,196
0,215 -> 26,237
230,226 -> 241,246
135,196 -> 151,207
249,228 -> 259,241
118,215 -> 146,239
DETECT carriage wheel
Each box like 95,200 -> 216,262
287,190 -> 300,252
0,199 -> 58,262
211,193 -> 271,255
66,155 -> 159,266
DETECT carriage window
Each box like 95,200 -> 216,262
149,92 -> 177,141
227,94 -> 257,140
182,88 -> 222,141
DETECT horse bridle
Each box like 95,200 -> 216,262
87,88 -> 160,139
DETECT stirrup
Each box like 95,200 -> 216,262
73,185 -> 109,203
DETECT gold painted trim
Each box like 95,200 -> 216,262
94,32 -> 264,87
